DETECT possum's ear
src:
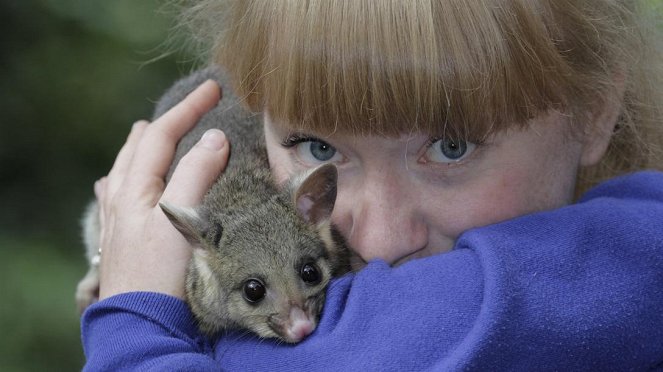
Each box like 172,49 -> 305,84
159,202 -> 211,247
292,164 -> 338,225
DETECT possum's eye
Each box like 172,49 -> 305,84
300,263 -> 321,285
242,279 -> 266,304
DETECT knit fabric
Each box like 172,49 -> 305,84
81,171 -> 663,371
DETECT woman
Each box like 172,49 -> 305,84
82,1 -> 663,370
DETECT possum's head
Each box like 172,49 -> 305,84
160,164 -> 348,343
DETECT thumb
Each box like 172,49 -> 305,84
161,129 -> 229,207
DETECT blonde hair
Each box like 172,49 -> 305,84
181,0 -> 663,195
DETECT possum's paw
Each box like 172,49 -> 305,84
75,266 -> 100,315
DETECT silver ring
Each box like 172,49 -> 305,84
91,248 -> 102,266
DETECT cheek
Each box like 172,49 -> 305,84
266,147 -> 292,185
465,172 -> 535,225
425,175 -> 525,239
264,134 -> 296,185
441,129 -> 582,235
434,167 -> 574,238
263,116 -> 301,185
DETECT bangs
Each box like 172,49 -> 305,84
217,0 -> 620,139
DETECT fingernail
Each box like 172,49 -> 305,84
197,80 -> 218,93
200,129 -> 226,151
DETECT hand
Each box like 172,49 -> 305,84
95,80 -> 229,300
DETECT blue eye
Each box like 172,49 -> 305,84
282,134 -> 343,165
425,138 -> 476,163
308,141 -> 337,161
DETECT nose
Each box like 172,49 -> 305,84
335,171 -> 428,266
284,306 -> 315,343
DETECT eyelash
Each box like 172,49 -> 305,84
280,133 -> 321,148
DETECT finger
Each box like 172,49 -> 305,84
106,121 -> 149,195
161,129 -> 229,207
126,80 -> 221,193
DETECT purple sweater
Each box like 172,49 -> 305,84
81,171 -> 663,371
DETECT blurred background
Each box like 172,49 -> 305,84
0,1 -> 195,370
1,1 -> 662,371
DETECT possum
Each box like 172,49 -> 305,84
75,67 -> 351,344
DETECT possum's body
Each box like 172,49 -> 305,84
76,67 -> 350,343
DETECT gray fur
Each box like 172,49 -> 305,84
76,67 -> 350,343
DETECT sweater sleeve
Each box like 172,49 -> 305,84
81,292 -> 219,371
81,171 -> 663,371
438,171 -> 663,370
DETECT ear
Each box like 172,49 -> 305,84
159,202 -> 211,246
291,164 -> 338,225
580,73 -> 626,167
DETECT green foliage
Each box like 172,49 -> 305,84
0,236 -> 84,371
0,1 -> 193,370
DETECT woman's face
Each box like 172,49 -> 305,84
264,111 -> 586,268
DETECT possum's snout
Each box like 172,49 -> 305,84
269,305 -> 317,343
285,306 -> 316,343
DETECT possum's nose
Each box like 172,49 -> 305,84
284,306 -> 315,343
